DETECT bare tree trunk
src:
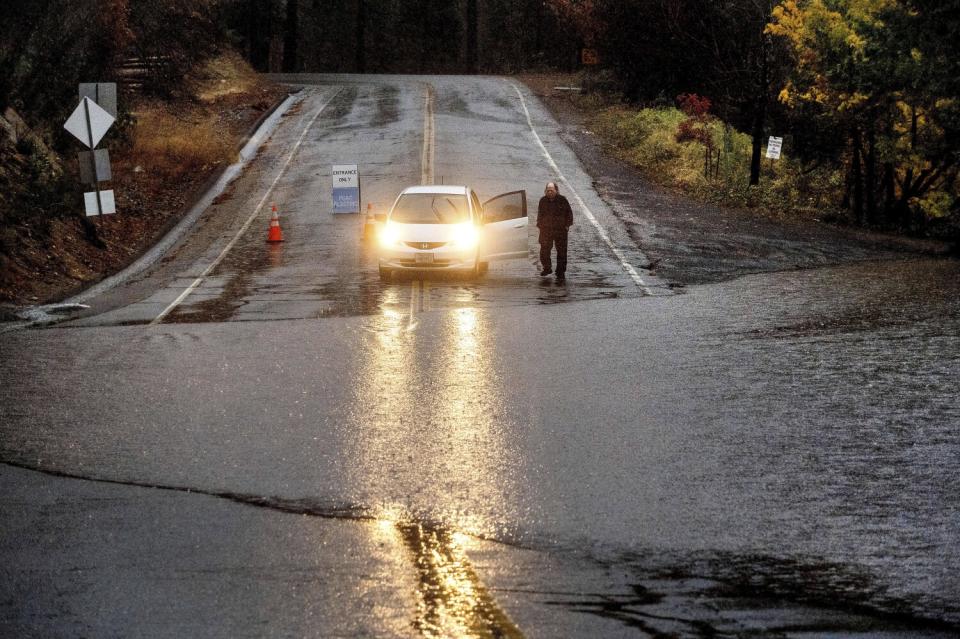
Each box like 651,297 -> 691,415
894,106 -> 920,228
882,161 -> 895,227
534,0 -> 543,60
841,167 -> 851,211
865,126 -> 877,225
419,0 -> 430,72
248,0 -> 273,72
465,0 -> 478,73
852,128 -> 864,225
749,34 -> 768,186
355,0 -> 366,73
749,108 -> 764,186
282,0 -> 299,72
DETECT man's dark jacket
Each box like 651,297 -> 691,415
536,194 -> 573,235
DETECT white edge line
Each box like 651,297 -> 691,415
511,83 -> 654,296
150,88 -> 343,325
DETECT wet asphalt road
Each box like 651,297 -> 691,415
2,75 -> 960,638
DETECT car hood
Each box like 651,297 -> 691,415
390,223 -> 469,242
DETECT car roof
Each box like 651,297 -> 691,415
400,185 -> 469,196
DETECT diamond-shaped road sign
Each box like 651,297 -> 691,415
64,97 -> 115,149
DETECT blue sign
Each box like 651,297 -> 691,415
333,187 -> 360,213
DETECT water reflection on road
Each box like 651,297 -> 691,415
348,290 -> 524,636
346,257 -> 960,631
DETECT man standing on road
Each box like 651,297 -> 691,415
537,181 -> 573,282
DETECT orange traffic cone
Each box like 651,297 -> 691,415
363,202 -> 375,240
267,203 -> 284,243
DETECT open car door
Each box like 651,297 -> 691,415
479,190 -> 528,261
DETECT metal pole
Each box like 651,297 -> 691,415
82,98 -> 103,220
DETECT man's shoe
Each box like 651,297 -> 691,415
555,274 -> 566,283
540,269 -> 552,276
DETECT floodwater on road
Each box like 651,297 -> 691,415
2,256 -> 958,633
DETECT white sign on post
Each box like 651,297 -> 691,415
79,82 -> 117,117
766,136 -> 783,160
332,165 -> 359,188
84,190 -> 116,216
64,97 -> 115,149
78,149 -> 112,183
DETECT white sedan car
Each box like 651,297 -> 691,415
376,185 -> 528,280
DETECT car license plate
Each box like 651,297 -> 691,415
415,252 -> 434,264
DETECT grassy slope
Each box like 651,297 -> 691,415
0,51 -> 288,309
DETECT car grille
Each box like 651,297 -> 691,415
404,241 -> 447,249
398,259 -> 451,267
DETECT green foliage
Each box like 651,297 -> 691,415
2,140 -> 72,227
915,190 -> 954,220
544,0 -> 957,235
768,0 -> 960,232
592,104 -> 843,217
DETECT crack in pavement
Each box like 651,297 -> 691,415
0,459 -> 527,638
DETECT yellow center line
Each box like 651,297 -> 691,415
397,521 -> 525,639
408,279 -> 418,330
421,85 -> 435,185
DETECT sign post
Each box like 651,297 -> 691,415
765,135 -> 783,179
332,164 -> 360,214
64,90 -> 117,218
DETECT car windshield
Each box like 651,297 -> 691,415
390,194 -> 470,224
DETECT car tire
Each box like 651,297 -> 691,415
378,266 -> 391,281
478,261 -> 489,275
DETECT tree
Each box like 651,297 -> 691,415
768,0 -> 960,229
355,0 -> 366,73
465,0 -> 478,73
129,0 -> 220,93
0,0 -> 133,132
283,0 -> 299,72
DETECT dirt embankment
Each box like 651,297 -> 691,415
518,74 -> 954,287
0,53 -> 289,313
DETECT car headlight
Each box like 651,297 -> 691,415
449,223 -> 479,250
378,222 -> 401,248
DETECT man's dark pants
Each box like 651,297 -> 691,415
539,229 -> 568,276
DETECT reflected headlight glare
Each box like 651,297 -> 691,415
450,223 -> 479,249
379,222 -> 401,248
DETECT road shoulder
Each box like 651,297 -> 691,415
517,76 -> 953,287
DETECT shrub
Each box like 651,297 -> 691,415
589,103 -> 845,219
129,108 -> 233,181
